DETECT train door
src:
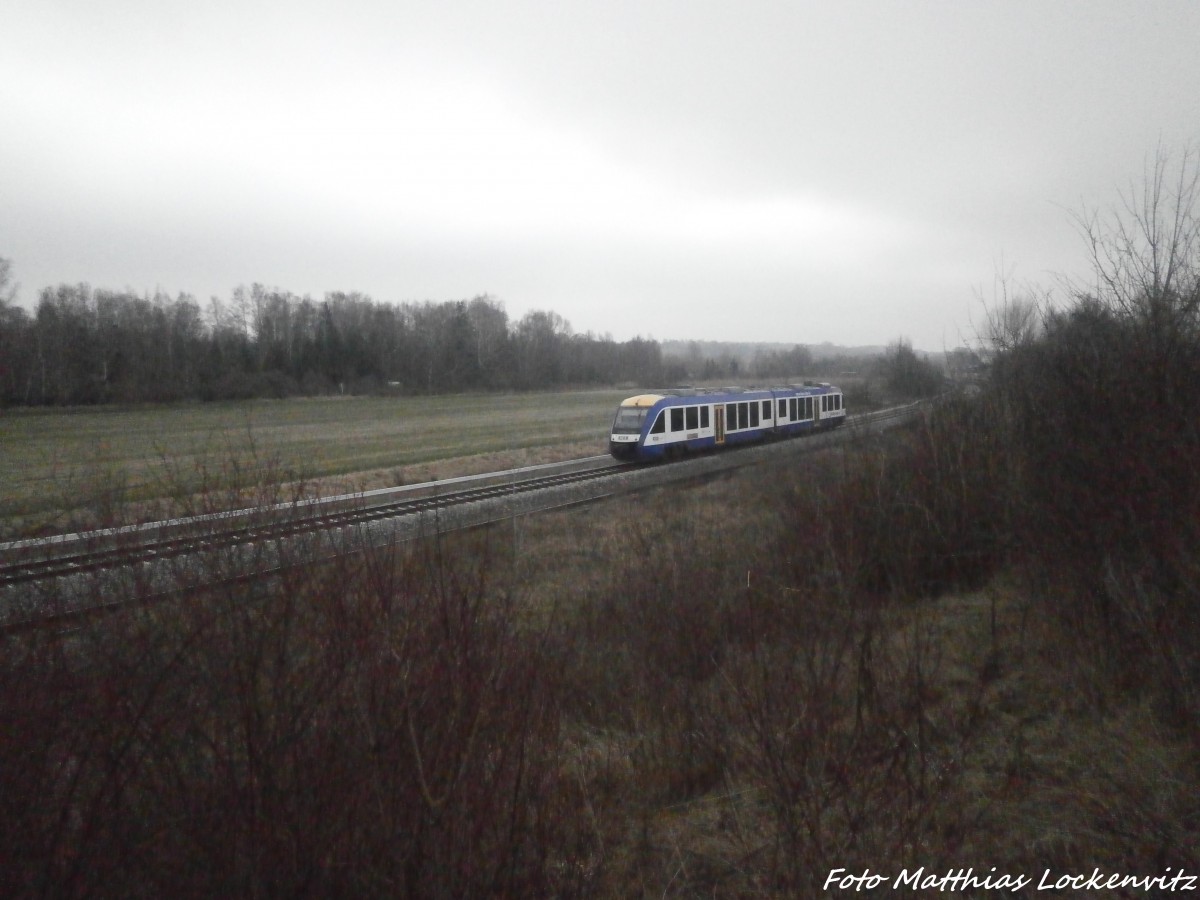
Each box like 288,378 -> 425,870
714,404 -> 725,445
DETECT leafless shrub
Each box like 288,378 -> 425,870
976,265 -> 1047,354
559,517 -> 741,806
0,527 -> 577,897
702,565 -> 985,894
772,412 -> 1010,604
986,299 -> 1200,726
976,144 -> 1200,741
1072,143 -> 1200,338
148,423 -> 310,523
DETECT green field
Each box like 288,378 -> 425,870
0,390 -> 631,537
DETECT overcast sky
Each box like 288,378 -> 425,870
2,0 -> 1197,350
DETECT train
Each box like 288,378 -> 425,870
608,383 -> 845,461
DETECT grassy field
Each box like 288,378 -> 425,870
0,390 -> 631,538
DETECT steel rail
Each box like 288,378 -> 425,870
0,401 -> 924,602
0,463 -> 630,588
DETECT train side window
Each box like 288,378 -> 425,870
762,400 -> 771,419
789,397 -> 797,420
738,402 -> 749,429
778,399 -> 786,417
670,408 -> 684,431
700,406 -> 710,428
650,412 -> 665,434
806,397 -> 813,418
686,406 -> 698,430
822,396 -> 828,412
750,402 -> 759,427
835,395 -> 842,410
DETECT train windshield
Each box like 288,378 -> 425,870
612,406 -> 650,434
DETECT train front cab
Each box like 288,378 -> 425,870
609,393 -> 663,460
610,393 -> 723,461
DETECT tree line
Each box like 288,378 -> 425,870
0,258 -> 949,407
0,272 -> 666,405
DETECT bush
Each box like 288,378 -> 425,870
0,533 -> 578,897
877,339 -> 944,399
988,301 -> 1200,731
772,407 -> 1010,602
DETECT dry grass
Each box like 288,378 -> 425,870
0,390 -> 627,538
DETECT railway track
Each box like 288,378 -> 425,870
0,401 -> 923,628
0,460 -> 626,587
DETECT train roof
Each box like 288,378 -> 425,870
618,383 -> 840,407
619,393 -> 667,408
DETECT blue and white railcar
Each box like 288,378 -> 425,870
608,383 -> 845,462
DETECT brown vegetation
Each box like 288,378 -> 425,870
3,146 -> 1199,896
4,381 -> 1199,895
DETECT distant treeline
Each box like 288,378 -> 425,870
0,277 -> 666,405
0,259 -> 947,407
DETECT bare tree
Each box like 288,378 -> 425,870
0,256 -> 16,305
0,256 -> 33,404
1072,143 -> 1200,336
879,337 -> 942,398
983,296 -> 1042,355
975,264 -> 1045,354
